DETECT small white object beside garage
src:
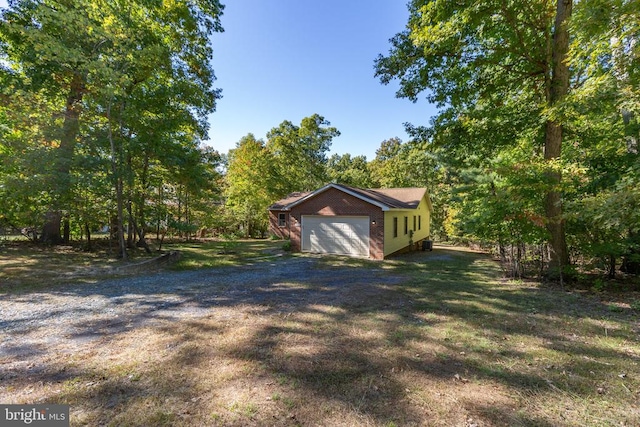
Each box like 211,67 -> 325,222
301,215 -> 370,258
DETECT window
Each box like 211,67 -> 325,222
393,217 -> 398,237
418,215 -> 422,230
404,216 -> 408,235
413,215 -> 416,231
278,213 -> 286,227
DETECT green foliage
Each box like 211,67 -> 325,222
224,134 -> 277,238
376,0 -> 640,276
607,304 -> 624,313
168,218 -> 199,237
369,137 -> 448,238
326,153 -> 374,188
591,278 -> 607,292
0,0 -> 225,249
222,115 -> 340,238
267,113 -> 340,193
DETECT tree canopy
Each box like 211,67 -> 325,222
1,0 -> 224,256
375,0 -> 640,277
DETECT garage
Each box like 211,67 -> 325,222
269,183 -> 432,260
301,215 -> 370,258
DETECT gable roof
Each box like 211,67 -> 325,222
268,191 -> 313,210
268,183 -> 429,212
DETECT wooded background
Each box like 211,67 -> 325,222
1,0 -> 638,278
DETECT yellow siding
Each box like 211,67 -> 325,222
383,195 -> 431,257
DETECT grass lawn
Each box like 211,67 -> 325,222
1,244 -> 639,426
163,238 -> 288,270
0,238 -> 287,292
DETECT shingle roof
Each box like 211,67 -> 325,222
268,183 -> 428,211
268,191 -> 312,210
340,185 -> 426,209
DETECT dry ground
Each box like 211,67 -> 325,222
1,244 -> 639,426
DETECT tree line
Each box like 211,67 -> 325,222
1,0 -> 225,260
2,0 -> 639,279
0,1 -> 436,261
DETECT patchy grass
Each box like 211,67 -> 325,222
0,239 -> 285,293
2,246 -> 639,426
0,242 -> 129,292
163,239 -> 287,270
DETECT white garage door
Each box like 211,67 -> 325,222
301,216 -> 370,258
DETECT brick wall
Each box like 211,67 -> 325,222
287,187 -> 385,260
268,210 -> 290,239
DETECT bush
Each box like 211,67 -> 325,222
282,240 -> 292,251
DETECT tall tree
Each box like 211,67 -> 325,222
375,0 -> 576,275
1,0 -> 111,243
267,114 -> 340,194
0,0 -> 224,251
224,134 -> 278,237
565,0 -> 640,274
544,0 -> 572,272
369,136 -> 447,237
369,137 -> 405,187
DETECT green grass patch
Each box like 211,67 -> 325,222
164,239 -> 286,270
1,239 -> 286,292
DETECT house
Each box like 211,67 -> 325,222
268,183 -> 432,260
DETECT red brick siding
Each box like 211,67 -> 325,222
268,210 -> 290,239
286,188 -> 385,260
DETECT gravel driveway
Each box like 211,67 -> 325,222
1,256 -> 404,376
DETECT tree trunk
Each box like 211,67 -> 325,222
156,183 -> 163,241
41,72 -> 85,244
132,219 -> 151,253
185,192 -> 191,241
107,99 -> 127,261
544,0 -> 572,277
127,201 -> 135,248
608,255 -> 616,278
41,211 -> 62,245
85,222 -> 92,251
115,175 -> 128,260
62,217 -> 70,244
126,152 -> 136,248
135,153 -> 151,253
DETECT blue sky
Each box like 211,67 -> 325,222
206,0 -> 437,160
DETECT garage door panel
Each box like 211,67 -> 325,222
302,216 -> 369,258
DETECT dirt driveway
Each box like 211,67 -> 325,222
1,255 -> 404,383
2,249 -> 638,426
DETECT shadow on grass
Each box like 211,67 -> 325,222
2,246 -> 639,425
